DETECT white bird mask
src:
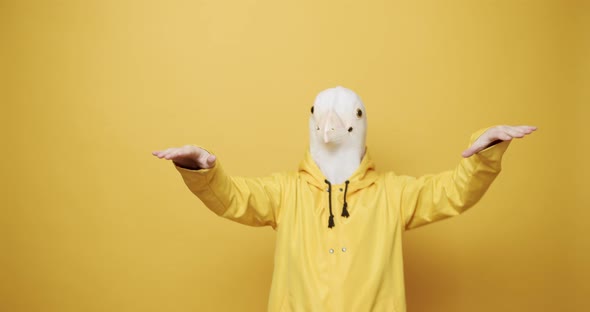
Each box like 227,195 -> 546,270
309,86 -> 367,185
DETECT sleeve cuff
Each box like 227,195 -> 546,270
174,160 -> 220,191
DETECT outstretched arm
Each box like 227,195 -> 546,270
152,146 -> 283,228
398,125 -> 536,230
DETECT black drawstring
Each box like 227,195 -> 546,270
342,180 -> 350,218
325,180 -> 335,228
324,179 -> 351,228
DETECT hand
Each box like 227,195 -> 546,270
462,125 -> 537,158
152,145 -> 217,170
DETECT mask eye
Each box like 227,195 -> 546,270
311,106 -> 314,114
356,108 -> 363,118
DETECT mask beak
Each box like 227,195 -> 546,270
320,111 -> 346,144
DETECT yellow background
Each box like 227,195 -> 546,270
2,0 -> 588,311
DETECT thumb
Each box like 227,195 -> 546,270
206,154 -> 217,167
461,147 -> 477,158
461,142 -> 486,158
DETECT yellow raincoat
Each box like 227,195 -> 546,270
175,128 -> 510,311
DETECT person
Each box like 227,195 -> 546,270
152,86 -> 536,311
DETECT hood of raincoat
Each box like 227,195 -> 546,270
298,148 -> 380,228
298,148 -> 378,194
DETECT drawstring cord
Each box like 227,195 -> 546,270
324,179 -> 351,228
342,180 -> 350,218
324,180 -> 335,228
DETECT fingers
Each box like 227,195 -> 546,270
152,145 -> 198,159
490,125 -> 537,142
152,147 -> 185,160
500,126 -> 526,138
494,128 -> 513,141
499,125 -> 537,140
516,125 -> 537,134
152,148 -> 174,158
167,145 -> 198,160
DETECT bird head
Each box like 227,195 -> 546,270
309,86 -> 367,171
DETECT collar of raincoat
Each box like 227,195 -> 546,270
298,147 -> 379,196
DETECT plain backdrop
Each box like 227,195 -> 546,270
2,0 -> 588,311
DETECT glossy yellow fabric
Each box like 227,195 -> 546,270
175,128 -> 510,312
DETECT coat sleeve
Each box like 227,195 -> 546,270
174,159 -> 283,229
397,128 -> 510,230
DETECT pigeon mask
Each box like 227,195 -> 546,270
309,86 -> 367,185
